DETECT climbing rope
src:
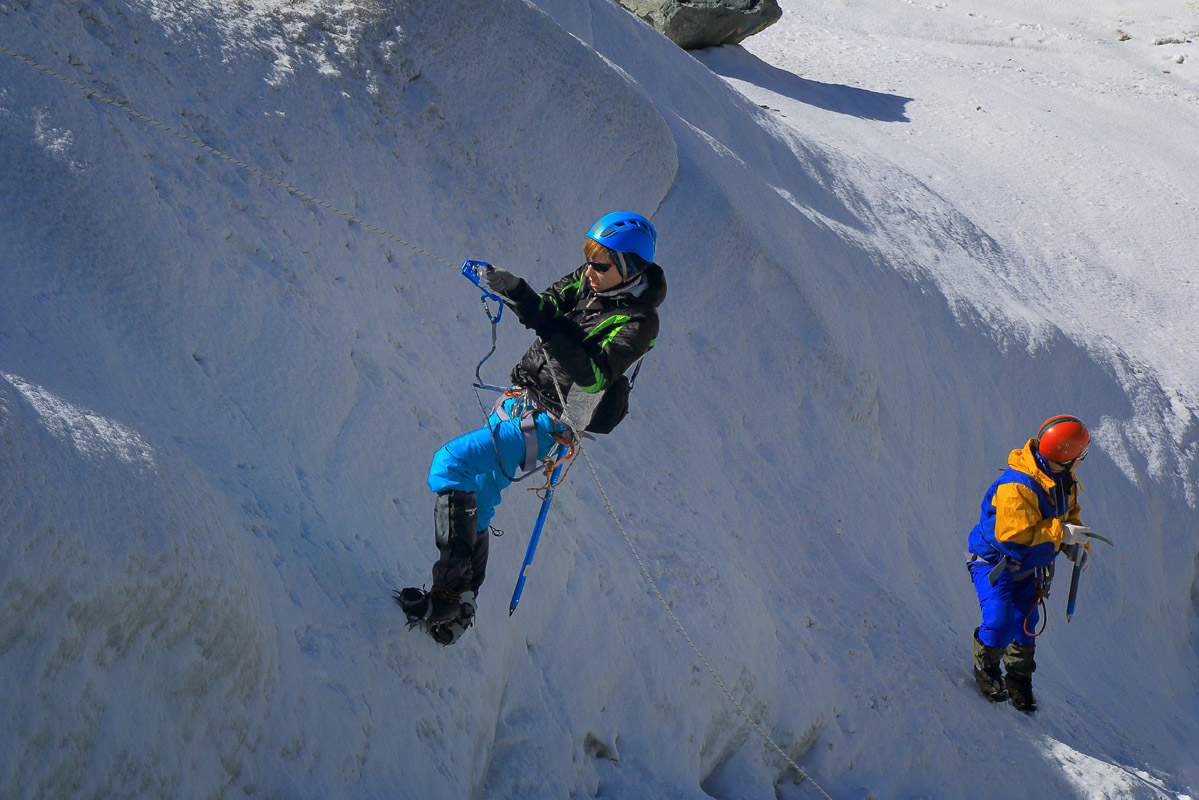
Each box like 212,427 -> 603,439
580,448 -> 836,800
0,43 -> 456,271
5,40 -> 836,798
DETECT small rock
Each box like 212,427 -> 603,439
614,0 -> 783,50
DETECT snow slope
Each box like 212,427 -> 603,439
1,0 -> 1196,798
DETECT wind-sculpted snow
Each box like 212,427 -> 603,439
3,374 -> 156,468
0,375 -> 271,799
0,0 -> 1196,798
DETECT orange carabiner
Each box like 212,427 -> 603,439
1023,575 -> 1049,638
549,436 -> 576,468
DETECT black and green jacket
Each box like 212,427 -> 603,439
504,263 -> 666,419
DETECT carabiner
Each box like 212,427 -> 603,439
461,260 -> 503,324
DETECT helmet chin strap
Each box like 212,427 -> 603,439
608,248 -> 630,280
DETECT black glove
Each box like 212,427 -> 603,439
481,266 -> 522,298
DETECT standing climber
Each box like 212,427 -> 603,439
396,212 -> 667,645
966,415 -> 1095,712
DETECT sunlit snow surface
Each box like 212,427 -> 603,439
1,0 -> 1197,798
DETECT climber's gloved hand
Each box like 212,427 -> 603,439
481,266 -> 522,298
1061,523 -> 1091,546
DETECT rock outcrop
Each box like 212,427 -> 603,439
615,0 -> 783,50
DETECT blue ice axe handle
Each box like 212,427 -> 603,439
509,443 -> 569,615
461,260 -> 503,323
1065,543 -> 1082,622
1065,532 -> 1112,622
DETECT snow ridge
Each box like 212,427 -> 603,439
1,0 -> 1197,798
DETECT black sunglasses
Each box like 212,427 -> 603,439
1055,449 -> 1088,469
584,260 -> 616,274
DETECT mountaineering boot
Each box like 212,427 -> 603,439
395,585 -> 471,624
428,591 -> 477,646
394,587 -> 430,619
1007,677 -> 1037,713
972,628 -> 1009,702
395,491 -> 484,644
394,586 -> 477,646
1004,641 -> 1038,713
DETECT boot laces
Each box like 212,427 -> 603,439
429,585 -> 462,603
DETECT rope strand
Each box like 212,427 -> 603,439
4,40 -> 836,798
580,449 -> 835,800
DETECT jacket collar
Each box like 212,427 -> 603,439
582,263 -> 667,310
1009,439 -> 1069,493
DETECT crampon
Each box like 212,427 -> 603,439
393,586 -> 476,646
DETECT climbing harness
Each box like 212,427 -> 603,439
967,552 -> 1051,637
487,388 -> 578,491
4,42 -> 835,798
459,263 -> 580,616
974,553 -> 1032,586
459,261 -> 578,492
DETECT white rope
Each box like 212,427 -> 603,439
5,38 -> 836,799
0,43 -> 457,271
581,447 -> 836,800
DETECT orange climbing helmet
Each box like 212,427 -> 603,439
1037,415 -> 1090,464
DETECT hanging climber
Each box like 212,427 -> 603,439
396,212 -> 667,645
965,415 -> 1096,712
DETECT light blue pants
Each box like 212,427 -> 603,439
427,397 -> 568,532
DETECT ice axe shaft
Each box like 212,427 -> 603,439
1066,546 -> 1083,622
1066,531 -> 1112,622
509,443 -> 569,615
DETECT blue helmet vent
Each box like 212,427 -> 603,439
587,211 -> 656,264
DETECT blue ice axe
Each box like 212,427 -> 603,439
1065,544 -> 1084,622
1065,531 -> 1114,622
509,442 -> 570,615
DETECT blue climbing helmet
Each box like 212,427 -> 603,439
587,212 -> 656,278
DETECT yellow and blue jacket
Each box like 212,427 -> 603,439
968,439 -> 1082,570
